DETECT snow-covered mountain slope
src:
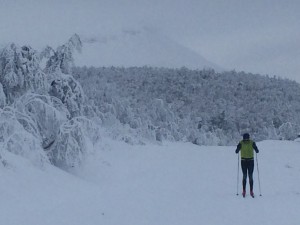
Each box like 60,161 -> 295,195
1,139 -> 300,225
74,29 -> 222,71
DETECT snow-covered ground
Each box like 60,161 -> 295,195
1,139 -> 300,225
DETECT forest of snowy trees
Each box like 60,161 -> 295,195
1,34 -> 300,170
73,66 -> 300,145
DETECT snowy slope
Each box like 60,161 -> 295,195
1,139 -> 300,225
74,29 -> 222,71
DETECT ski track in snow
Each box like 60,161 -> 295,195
0,140 -> 300,225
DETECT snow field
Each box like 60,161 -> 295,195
1,139 -> 300,225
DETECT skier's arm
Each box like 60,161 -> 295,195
253,142 -> 259,153
235,143 -> 241,154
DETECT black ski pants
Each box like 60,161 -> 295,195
241,159 -> 254,191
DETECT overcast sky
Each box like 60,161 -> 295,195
0,0 -> 299,82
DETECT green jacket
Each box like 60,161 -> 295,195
235,139 -> 259,159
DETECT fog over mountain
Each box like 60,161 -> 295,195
74,28 -> 222,71
1,0 -> 299,82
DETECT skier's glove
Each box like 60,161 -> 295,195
255,150 -> 259,153
235,149 -> 239,154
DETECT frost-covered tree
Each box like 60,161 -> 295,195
0,35 -> 100,171
47,117 -> 100,169
0,107 -> 48,167
40,34 -> 85,118
43,34 -> 82,75
0,83 -> 6,108
0,44 -> 47,104
278,122 -> 299,140
14,93 -> 70,149
49,75 -> 84,117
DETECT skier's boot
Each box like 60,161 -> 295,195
250,190 -> 254,198
242,189 -> 246,198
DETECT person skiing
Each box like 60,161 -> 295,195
235,133 -> 259,197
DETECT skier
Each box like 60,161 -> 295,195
235,133 -> 259,197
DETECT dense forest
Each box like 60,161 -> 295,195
73,66 -> 300,145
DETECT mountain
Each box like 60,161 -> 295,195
74,28 -> 222,71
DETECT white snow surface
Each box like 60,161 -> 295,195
1,139 -> 300,225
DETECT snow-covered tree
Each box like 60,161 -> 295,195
49,74 -> 84,117
40,34 -> 85,118
278,122 -> 298,140
0,107 -> 48,167
0,35 -> 100,171
14,93 -> 70,149
44,34 -> 82,75
0,44 -> 47,104
47,117 -> 100,169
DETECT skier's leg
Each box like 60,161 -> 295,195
241,160 -> 247,191
248,160 -> 254,192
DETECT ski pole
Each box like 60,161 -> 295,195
236,152 -> 240,195
256,153 -> 262,196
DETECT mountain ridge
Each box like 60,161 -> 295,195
74,28 -> 223,71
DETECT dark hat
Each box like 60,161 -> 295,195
243,133 -> 250,140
